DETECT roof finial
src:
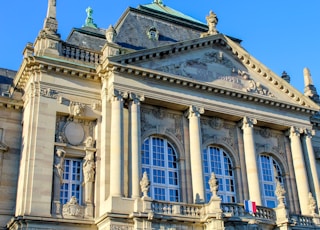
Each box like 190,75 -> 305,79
200,10 -> 219,37
303,67 -> 320,104
43,0 -> 58,34
153,0 -> 164,6
83,7 -> 98,29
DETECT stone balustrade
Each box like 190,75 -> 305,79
151,201 -> 202,217
61,42 -> 101,64
149,200 -> 320,229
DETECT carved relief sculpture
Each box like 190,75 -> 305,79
69,102 -> 85,117
62,196 -> 84,218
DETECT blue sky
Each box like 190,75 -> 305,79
1,0 -> 319,94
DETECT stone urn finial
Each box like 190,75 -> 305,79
209,172 -> 219,199
201,10 -> 219,37
275,180 -> 286,207
140,172 -> 150,198
309,192 -> 316,216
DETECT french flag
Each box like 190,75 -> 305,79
244,200 -> 257,214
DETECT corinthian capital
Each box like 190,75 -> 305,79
241,116 -> 257,129
187,105 -> 204,118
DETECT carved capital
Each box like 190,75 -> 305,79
288,126 -> 303,138
187,105 -> 204,118
304,129 -> 315,139
241,116 -> 257,129
129,93 -> 145,104
107,89 -> 128,102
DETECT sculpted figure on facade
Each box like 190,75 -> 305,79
140,171 -> 150,198
83,151 -> 95,203
55,149 -> 66,184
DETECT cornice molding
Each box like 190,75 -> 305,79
107,34 -> 319,112
106,61 -> 317,115
13,56 -> 100,90
0,97 -> 23,110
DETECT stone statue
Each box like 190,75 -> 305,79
83,151 -> 95,203
140,172 -> 150,198
304,67 -> 314,86
209,172 -> 219,198
309,192 -> 316,215
55,149 -> 66,184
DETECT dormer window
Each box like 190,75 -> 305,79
147,27 -> 159,41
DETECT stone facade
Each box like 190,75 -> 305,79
1,1 -> 320,229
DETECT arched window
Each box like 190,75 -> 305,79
203,146 -> 236,203
259,155 -> 284,208
141,136 -> 180,202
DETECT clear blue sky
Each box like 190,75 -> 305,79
1,0 -> 319,94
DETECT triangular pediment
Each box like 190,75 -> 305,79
108,34 -> 320,111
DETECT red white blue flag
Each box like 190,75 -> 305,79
244,200 -> 257,214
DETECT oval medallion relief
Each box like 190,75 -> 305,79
64,122 -> 85,146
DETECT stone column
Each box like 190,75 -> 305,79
303,129 -> 320,213
289,126 -> 310,215
129,93 -> 144,198
109,90 -> 127,197
188,105 -> 205,203
241,116 -> 262,205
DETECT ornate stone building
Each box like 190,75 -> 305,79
1,0 -> 320,229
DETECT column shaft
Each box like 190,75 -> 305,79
130,94 -> 143,198
289,127 -> 310,215
304,130 -> 320,212
188,106 -> 205,203
242,117 -> 262,205
109,93 -> 124,197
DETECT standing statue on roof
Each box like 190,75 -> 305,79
83,7 -> 98,29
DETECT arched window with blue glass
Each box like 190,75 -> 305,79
259,154 -> 284,208
202,145 -> 236,203
141,136 -> 180,202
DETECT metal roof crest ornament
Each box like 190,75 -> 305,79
83,6 -> 98,29
153,0 -> 164,6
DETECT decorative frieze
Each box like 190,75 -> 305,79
141,105 -> 184,144
40,88 -> 59,99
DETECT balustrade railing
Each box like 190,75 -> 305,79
151,201 -> 202,217
61,42 -> 101,64
291,215 -> 314,227
221,203 -> 275,221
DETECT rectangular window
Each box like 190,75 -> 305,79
60,158 -> 83,205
